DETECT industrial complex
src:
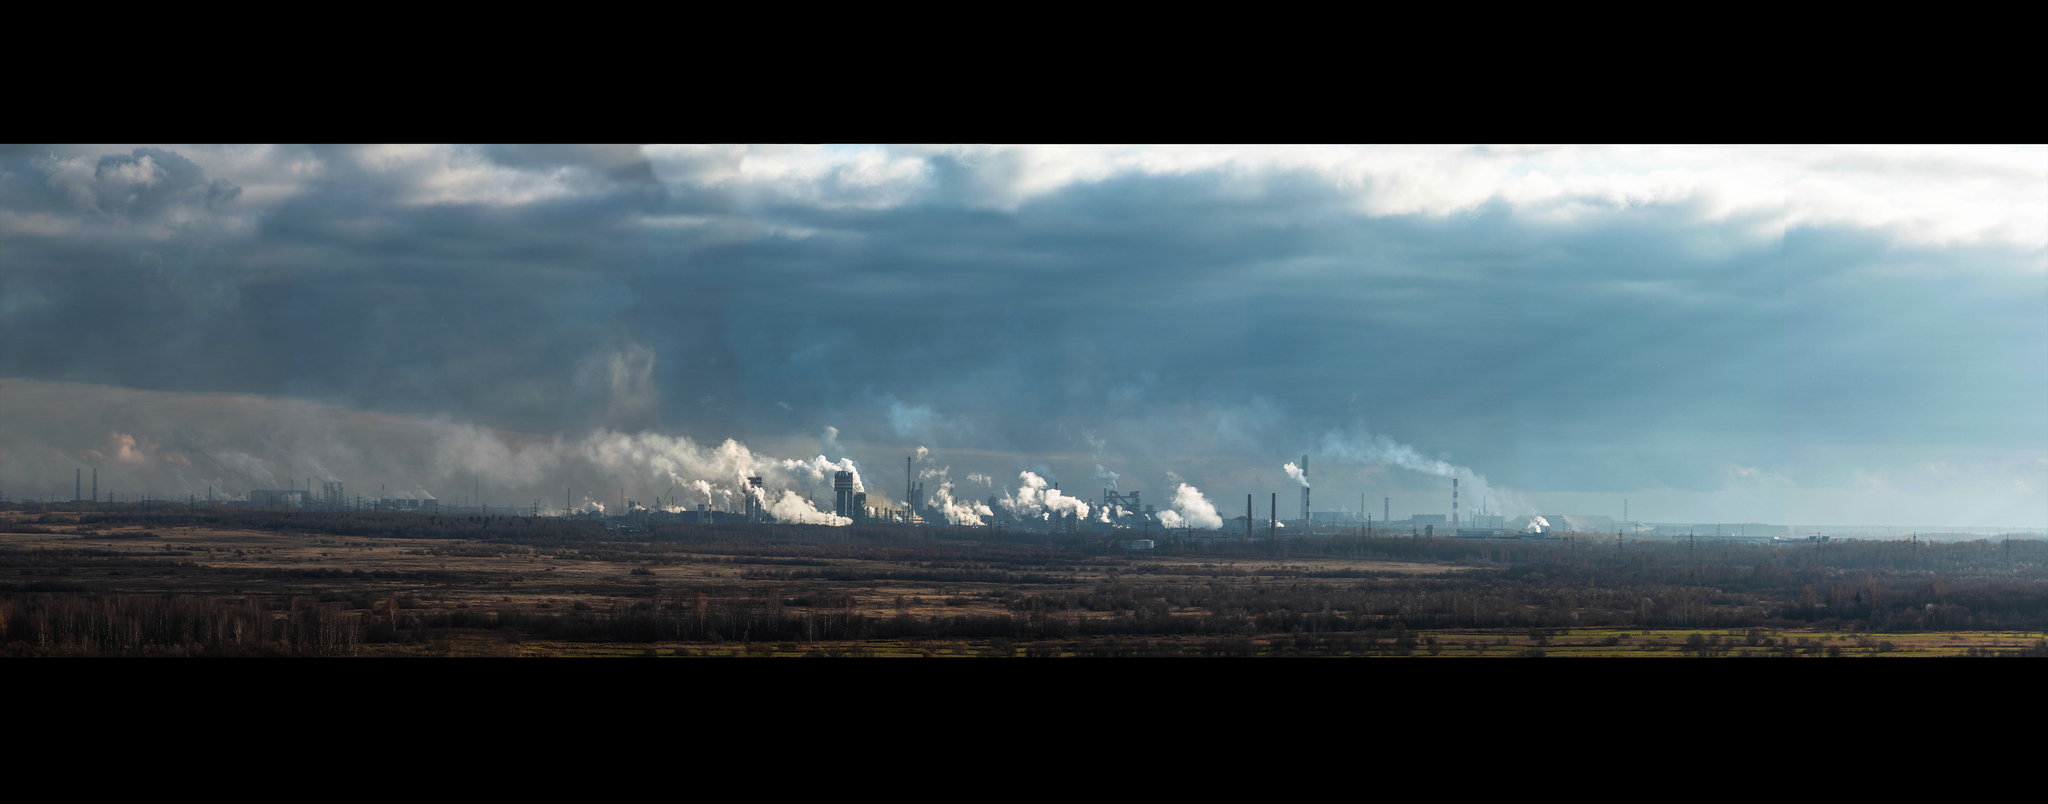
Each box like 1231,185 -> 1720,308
17,456 -> 2019,544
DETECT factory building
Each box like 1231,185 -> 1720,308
375,498 -> 438,513
1503,514 -> 1621,534
248,489 -> 311,509
834,471 -> 855,519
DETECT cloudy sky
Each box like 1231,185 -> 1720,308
1,144 -> 2042,528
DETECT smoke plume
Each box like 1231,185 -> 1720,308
1160,482 -> 1222,529
1319,425 -> 1527,514
998,471 -> 1090,522
766,489 -> 850,526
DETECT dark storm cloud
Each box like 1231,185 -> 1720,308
2,145 -> 2042,526
1,145 -> 673,432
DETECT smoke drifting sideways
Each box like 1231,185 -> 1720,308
1317,425 -> 1528,515
0,379 -> 859,525
3,380 -> 1529,529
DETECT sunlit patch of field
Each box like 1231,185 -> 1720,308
1416,628 -> 2047,657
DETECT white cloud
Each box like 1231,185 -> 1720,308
646,144 -> 933,210
645,144 -> 2048,251
353,144 -> 609,207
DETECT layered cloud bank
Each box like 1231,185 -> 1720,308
2,145 -> 2043,526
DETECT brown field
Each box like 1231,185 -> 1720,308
0,518 -> 1477,620
4,508 -> 2044,657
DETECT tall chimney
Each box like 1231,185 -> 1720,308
1453,478 -> 1459,531
1300,454 -> 1309,524
1384,497 -> 1390,524
1245,494 -> 1252,542
1270,492 -> 1277,541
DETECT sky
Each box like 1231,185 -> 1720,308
1,144 -> 2043,529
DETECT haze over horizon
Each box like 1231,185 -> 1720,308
2,145 -> 2042,529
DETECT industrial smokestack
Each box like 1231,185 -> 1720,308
1245,494 -> 1252,542
1270,492 -> 1277,541
1300,454 -> 1309,525
1384,497 -> 1390,525
1453,478 -> 1459,532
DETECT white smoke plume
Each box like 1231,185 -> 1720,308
766,489 -> 851,526
1161,482 -> 1223,529
1084,430 -> 1120,491
965,473 -> 992,486
997,471 -> 1090,522
928,480 -> 993,526
1283,461 -> 1309,488
1319,426 -> 1528,514
781,454 -> 864,493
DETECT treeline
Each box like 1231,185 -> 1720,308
0,594 -> 362,656
1273,533 -> 2048,576
61,509 -> 607,542
0,547 -> 202,571
34,508 -> 1086,548
9,589 -> 2048,655
738,567 -> 1067,585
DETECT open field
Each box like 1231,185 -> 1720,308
4,505 -> 2046,657
344,628 -> 2048,658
